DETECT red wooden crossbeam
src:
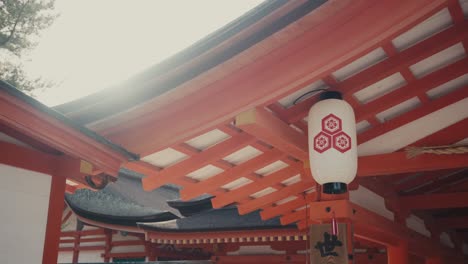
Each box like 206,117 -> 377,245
406,118 -> 468,148
276,20 -> 468,124
406,170 -> 467,194
399,192 -> 468,210
100,0 -> 446,156
393,170 -> 456,193
436,216 -> 468,229
235,107 -> 308,161
358,86 -> 468,144
180,148 -> 284,200
211,163 -> 303,208
260,192 -> 316,220
355,58 -> 468,124
142,132 -> 255,191
236,180 -> 315,215
0,90 -> 128,176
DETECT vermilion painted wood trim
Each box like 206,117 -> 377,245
0,141 -> 56,175
261,192 -> 316,220
358,86 -> 468,144
42,174 -> 66,264
180,148 -> 284,200
0,91 -> 128,176
99,0 -> 447,155
211,163 -> 303,208
269,20 -> 468,124
236,180 -> 314,214
399,192 -> 468,210
235,107 -> 308,161
142,132 -> 255,191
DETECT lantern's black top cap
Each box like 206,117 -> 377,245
320,91 -> 342,100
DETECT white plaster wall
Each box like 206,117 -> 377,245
349,185 -> 394,220
0,164 -> 51,264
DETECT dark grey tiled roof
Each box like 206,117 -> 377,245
138,207 -> 290,232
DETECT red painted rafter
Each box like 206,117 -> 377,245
260,192 -> 316,220
399,192 -> 468,210
393,169 -> 458,193
408,170 -> 468,194
235,179 -> 315,215
141,132 -> 255,191
405,118 -> 468,148
354,58 -> 468,124
211,162 -> 303,208
436,216 -> 468,229
180,148 -> 284,201
98,0 -> 447,156
358,86 -> 468,144
274,20 -> 468,125
235,107 -> 308,161
0,90 -> 129,176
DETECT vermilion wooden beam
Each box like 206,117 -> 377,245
408,170 -> 467,194
0,140 -> 56,175
406,118 -> 468,149
260,192 -> 316,220
393,170 -> 456,193
357,152 -> 468,177
355,58 -> 468,124
399,192 -> 468,210
235,107 -> 308,161
211,163 -> 303,208
236,180 -> 314,214
278,20 -> 468,124
0,90 -> 130,176
358,86 -> 468,144
98,0 -> 446,155
306,200 -> 462,259
436,216 -> 468,229
141,132 -> 255,191
180,148 -> 284,201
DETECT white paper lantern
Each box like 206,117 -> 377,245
308,91 -> 357,194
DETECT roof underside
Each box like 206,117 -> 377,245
55,0 -> 468,254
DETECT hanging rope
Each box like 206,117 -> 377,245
405,144 -> 468,158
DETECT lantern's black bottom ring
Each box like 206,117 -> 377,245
323,182 -> 347,194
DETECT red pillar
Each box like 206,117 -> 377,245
387,243 -> 408,264
42,175 -> 66,264
72,231 -> 81,263
103,229 -> 112,263
426,257 -> 442,264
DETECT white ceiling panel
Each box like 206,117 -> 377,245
426,73 -> 468,99
376,97 -> 422,123
255,161 -> 288,176
222,145 -> 263,165
275,196 -> 297,205
222,177 -> 253,191
410,43 -> 466,78
354,72 -> 407,103
250,187 -> 277,198
277,80 -> 328,108
281,174 -> 301,186
358,98 -> 468,156
332,48 -> 387,81
185,129 -> 230,150
186,164 -> 224,181
392,8 -> 453,51
459,0 -> 468,16
142,148 -> 188,168
356,120 -> 371,134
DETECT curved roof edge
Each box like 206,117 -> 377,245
54,0 -> 326,125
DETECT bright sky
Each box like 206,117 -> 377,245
24,0 -> 263,106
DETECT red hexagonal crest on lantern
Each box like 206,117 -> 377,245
321,114 -> 342,135
313,131 -> 332,153
333,131 -> 352,153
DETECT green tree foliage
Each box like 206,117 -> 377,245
0,0 -> 57,94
